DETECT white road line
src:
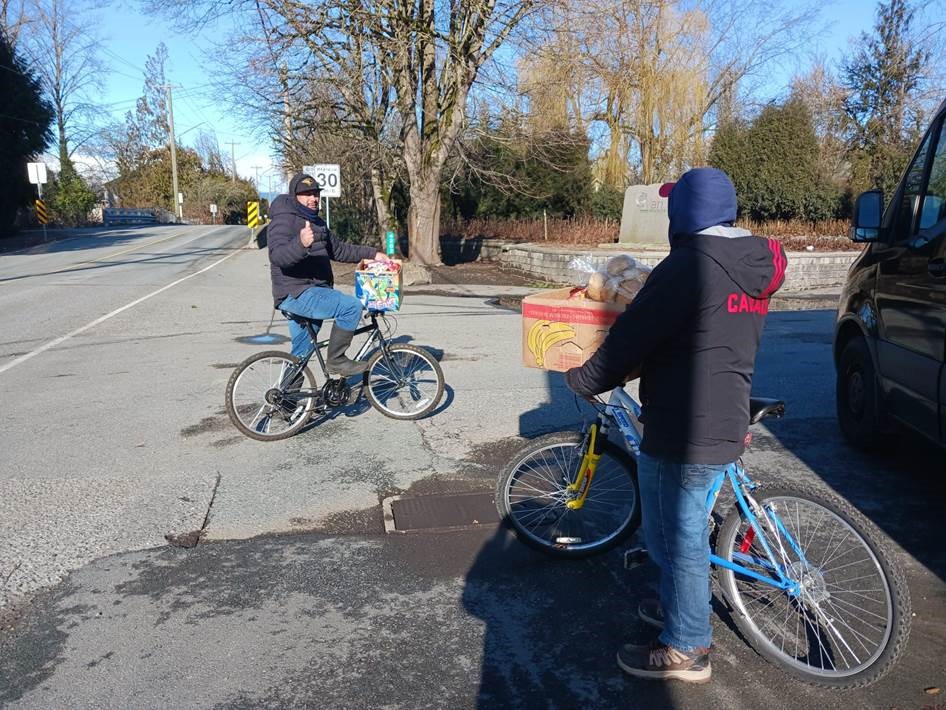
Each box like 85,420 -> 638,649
0,246 -> 244,375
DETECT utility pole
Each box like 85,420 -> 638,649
251,165 -> 262,194
225,141 -> 239,183
279,62 -> 293,186
164,84 -> 181,222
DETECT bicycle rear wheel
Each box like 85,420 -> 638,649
225,351 -> 318,441
364,344 -> 444,420
716,484 -> 910,687
496,431 -> 640,558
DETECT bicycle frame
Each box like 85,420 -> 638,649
584,387 -> 807,597
283,313 -> 393,387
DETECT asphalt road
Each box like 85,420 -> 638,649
0,227 -> 944,708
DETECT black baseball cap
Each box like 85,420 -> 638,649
289,173 -> 321,195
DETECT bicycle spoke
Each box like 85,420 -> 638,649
721,491 -> 898,680
502,438 -> 637,554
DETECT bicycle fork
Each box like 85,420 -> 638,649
566,417 -> 608,510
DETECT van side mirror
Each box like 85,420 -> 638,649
851,190 -> 883,242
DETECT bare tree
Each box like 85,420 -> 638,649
194,128 -> 226,174
19,0 -> 104,164
148,0 -> 540,264
1,0 -> 31,46
790,61 -> 850,186
529,0 -> 817,186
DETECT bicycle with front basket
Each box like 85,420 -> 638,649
495,386 -> 911,688
226,311 -> 444,441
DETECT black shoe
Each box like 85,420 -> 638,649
617,641 -> 712,683
326,326 -> 368,377
638,598 -> 665,629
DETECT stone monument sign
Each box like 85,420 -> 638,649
619,183 -> 669,245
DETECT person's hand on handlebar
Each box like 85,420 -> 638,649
565,365 -> 641,404
564,367 -> 600,404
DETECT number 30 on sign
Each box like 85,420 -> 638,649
302,164 -> 341,199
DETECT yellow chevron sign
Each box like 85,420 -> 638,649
247,201 -> 260,228
35,199 -> 48,225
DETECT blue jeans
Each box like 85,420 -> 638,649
280,287 -> 363,358
638,452 -> 728,652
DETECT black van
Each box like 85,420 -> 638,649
834,98 -> 946,450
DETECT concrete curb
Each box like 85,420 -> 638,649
460,240 -> 861,292
442,239 -> 861,292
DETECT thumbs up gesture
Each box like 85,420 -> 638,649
299,221 -> 314,248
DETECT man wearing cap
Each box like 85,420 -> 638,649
565,167 -> 787,683
268,172 -> 386,376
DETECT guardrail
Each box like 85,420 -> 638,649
103,208 -> 157,226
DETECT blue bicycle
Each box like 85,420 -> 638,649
496,387 -> 911,687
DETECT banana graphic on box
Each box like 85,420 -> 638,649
527,320 -> 577,367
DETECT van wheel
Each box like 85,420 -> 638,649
837,337 -> 884,450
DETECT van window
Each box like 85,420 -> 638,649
920,121 -> 946,230
893,129 -> 934,239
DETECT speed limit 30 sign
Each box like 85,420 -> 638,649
302,164 -> 341,198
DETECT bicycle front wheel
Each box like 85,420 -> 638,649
496,432 -> 640,558
225,351 -> 318,441
364,344 -> 444,420
716,484 -> 910,688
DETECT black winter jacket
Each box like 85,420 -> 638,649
267,194 -> 376,307
566,233 -> 787,464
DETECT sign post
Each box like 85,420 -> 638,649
27,162 -> 48,241
302,164 -> 341,230
210,203 -> 217,225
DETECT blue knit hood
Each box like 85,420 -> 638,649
667,167 -> 738,241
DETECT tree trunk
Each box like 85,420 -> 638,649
407,176 -> 441,265
370,167 -> 392,239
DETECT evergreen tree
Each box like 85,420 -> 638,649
842,0 -> 928,198
0,30 -> 53,233
710,99 -> 840,221
47,157 -> 97,226
708,118 -> 752,210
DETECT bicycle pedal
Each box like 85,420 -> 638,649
624,546 -> 649,570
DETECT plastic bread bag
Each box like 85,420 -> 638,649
566,255 -> 602,287
571,254 -> 652,304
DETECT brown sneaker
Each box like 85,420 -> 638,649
616,641 -> 712,683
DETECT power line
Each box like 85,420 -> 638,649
99,47 -> 146,75
0,111 -> 49,126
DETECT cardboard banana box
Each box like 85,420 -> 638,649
521,287 -> 626,372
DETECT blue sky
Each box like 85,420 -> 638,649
77,1 -> 283,195
74,0 -> 882,199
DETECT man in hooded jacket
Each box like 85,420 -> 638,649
565,167 -> 787,683
268,173 -> 386,376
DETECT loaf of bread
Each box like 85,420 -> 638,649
606,254 -> 636,276
586,271 -> 606,301
581,255 -> 651,304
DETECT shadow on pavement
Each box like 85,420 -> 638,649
0,224 -> 195,256
462,526 -> 676,708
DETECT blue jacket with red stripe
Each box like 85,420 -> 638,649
566,230 -> 787,464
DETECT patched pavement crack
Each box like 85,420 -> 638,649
165,473 -> 222,549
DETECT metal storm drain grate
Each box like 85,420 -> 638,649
382,492 -> 500,533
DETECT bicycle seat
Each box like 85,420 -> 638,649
279,311 -> 322,325
749,397 -> 785,424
